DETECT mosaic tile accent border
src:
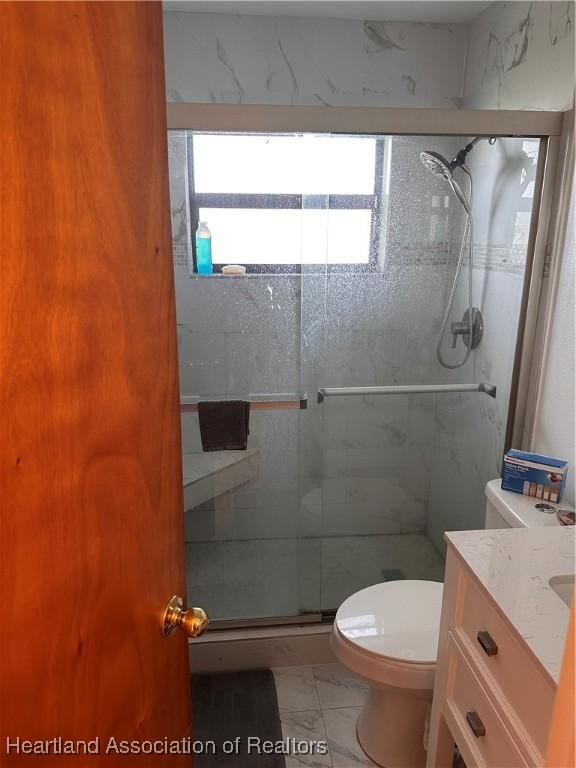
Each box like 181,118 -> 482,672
473,243 -> 528,275
173,243 -> 189,268
384,242 -> 452,266
172,239 -> 531,274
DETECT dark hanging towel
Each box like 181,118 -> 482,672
197,400 -> 250,451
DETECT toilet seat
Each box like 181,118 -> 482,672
331,580 -> 444,690
335,580 -> 444,664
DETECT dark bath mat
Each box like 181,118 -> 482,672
191,669 -> 286,767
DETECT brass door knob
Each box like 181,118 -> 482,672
161,595 -> 209,638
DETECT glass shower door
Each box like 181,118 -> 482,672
310,133 -> 542,613
169,129 -> 542,625
169,130 -> 325,624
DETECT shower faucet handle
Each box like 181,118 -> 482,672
451,320 -> 468,347
450,308 -> 484,351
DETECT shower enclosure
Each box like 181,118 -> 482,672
167,114 -> 554,627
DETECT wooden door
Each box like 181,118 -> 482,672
0,2 -> 192,763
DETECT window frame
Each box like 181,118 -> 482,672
186,132 -> 386,274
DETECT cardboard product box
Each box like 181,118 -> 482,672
501,450 -> 568,503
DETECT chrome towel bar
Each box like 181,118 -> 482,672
317,383 -> 496,403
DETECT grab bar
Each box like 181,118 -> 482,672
317,383 -> 496,403
181,393 -> 308,412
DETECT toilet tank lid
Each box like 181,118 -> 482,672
485,479 -> 574,528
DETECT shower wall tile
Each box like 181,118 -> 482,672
426,436 -> 487,553
425,140 -> 531,552
320,533 -> 445,610
185,537 -> 321,621
186,493 -> 319,542
465,138 -> 540,251
225,328 -> 300,395
323,399 -> 409,452
250,410 -> 300,482
164,12 -> 466,108
175,270 -> 301,399
177,325 -> 227,396
386,136 -> 468,249
425,267 -> 525,554
167,131 -> 191,268
463,1 -> 575,110
175,273 -> 300,332
322,496 -> 425,537
165,5 -> 573,114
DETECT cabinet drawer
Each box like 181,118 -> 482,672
454,570 -> 555,754
444,636 -> 528,768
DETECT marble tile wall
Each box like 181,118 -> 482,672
307,266 -> 450,539
164,3 -> 574,113
463,1 -> 575,110
426,137 -> 534,552
168,131 -> 192,268
163,11 -> 466,108
175,272 -> 301,398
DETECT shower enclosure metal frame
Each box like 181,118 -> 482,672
168,104 -> 569,633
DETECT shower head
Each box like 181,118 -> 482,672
420,150 -> 452,180
420,136 -> 494,179
420,149 -> 471,214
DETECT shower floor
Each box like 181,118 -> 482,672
186,532 -> 445,623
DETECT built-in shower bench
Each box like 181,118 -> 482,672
182,449 -> 259,512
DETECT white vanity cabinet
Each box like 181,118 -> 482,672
426,528 -> 575,768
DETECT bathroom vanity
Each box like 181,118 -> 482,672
427,527 -> 575,768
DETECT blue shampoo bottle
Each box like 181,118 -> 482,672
195,221 -> 213,275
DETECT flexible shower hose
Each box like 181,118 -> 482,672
436,165 -> 474,370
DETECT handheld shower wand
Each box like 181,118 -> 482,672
419,137 -> 495,369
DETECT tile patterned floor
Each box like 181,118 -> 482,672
272,663 -> 377,768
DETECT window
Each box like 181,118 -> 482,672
186,132 -> 386,273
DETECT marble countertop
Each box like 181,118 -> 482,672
445,527 -> 575,684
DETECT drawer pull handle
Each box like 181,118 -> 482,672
477,630 -> 498,656
466,710 -> 486,738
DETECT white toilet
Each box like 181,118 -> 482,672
331,479 -> 574,768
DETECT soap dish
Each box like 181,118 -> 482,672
557,510 -> 575,526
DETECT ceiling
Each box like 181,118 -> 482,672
162,1 -> 493,23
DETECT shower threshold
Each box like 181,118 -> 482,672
188,619 -> 335,672
206,611 -> 336,633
